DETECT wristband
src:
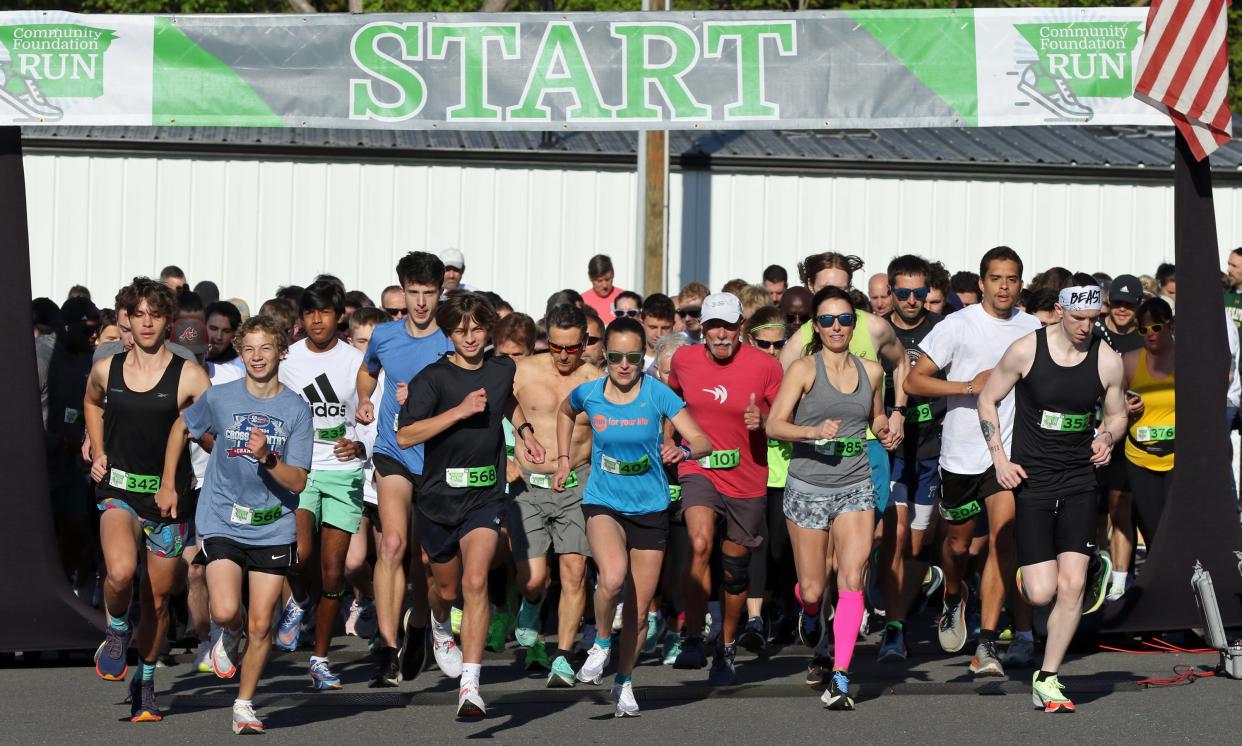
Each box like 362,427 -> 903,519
892,405 -> 907,416
678,444 -> 693,460
517,422 -> 535,439
557,454 -> 570,460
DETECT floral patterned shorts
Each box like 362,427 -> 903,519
783,476 -> 874,531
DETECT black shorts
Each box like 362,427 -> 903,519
373,453 -> 418,485
938,466 -> 1004,525
195,536 -> 299,575
582,504 -> 669,551
417,501 -> 507,565
363,501 -> 381,532
1015,490 -> 1097,567
1097,453 -> 1130,493
678,474 -> 765,549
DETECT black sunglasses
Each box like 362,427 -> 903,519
785,313 -> 808,325
586,335 -> 601,346
383,306 -> 407,316
816,313 -> 857,328
893,287 -> 929,302
613,308 -> 640,318
678,307 -> 701,318
753,338 -> 786,350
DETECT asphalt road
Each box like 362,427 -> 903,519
6,627 -> 1240,743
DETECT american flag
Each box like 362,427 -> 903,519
1134,0 -> 1233,160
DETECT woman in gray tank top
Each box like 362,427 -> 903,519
765,287 -> 893,710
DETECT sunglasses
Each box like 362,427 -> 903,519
606,350 -> 644,365
785,314 -> 808,325
893,287 -> 929,301
586,335 -> 601,346
613,308 -> 640,318
1139,323 -> 1168,335
548,341 -> 583,354
383,307 -> 407,316
678,307 -> 701,318
815,313 -> 857,328
753,338 -> 787,350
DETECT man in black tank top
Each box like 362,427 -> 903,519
977,278 -> 1128,714
83,278 -> 210,723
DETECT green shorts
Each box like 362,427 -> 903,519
299,469 -> 365,534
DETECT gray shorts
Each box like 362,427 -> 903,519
783,476 -> 875,531
508,463 -> 592,560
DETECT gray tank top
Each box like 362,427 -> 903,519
789,353 -> 872,488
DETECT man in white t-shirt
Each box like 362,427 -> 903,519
905,247 -> 1040,679
275,281 -> 368,690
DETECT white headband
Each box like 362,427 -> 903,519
1058,286 -> 1103,311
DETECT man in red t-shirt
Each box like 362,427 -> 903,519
667,292 -> 782,685
582,254 -> 623,324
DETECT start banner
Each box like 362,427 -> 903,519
0,8 -> 1166,130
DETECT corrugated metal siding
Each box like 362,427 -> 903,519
23,151 -> 1232,312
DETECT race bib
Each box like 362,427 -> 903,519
1136,425 -> 1175,441
446,465 -> 498,488
230,503 -> 283,526
528,471 -> 579,490
697,449 -> 740,470
814,438 -> 865,458
316,423 -> 347,441
600,454 -> 650,476
911,403 -> 935,424
1040,411 -> 1090,433
63,407 -> 80,425
669,484 -> 682,501
108,468 -> 160,494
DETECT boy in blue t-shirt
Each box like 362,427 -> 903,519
162,316 -> 313,735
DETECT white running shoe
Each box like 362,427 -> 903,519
612,681 -> 640,717
231,701 -> 264,734
576,643 -> 611,685
212,627 -> 241,679
456,684 -> 486,718
612,603 -> 624,634
433,635 -> 464,679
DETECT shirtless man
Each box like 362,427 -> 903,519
508,303 -> 603,686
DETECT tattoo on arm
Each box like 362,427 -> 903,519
988,443 -> 1001,454
980,419 -> 996,442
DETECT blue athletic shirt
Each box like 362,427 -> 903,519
362,320 -> 453,475
568,376 -> 685,515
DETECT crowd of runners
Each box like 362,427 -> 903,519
32,244 -> 1232,731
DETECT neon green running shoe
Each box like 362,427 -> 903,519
1031,672 -> 1075,713
524,639 -> 550,671
486,611 -> 513,652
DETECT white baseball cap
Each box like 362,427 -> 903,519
440,248 -> 465,270
700,292 -> 744,325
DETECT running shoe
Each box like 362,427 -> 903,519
369,645 -> 400,688
211,626 -> 241,679
673,635 -> 707,669
806,655 -> 833,686
576,623 -> 598,655
877,624 -> 908,662
192,639 -> 212,674
612,680 -> 640,717
457,684 -> 486,718
95,624 -> 131,681
486,610 -> 513,653
345,597 -> 378,639
524,639 -> 550,671
1031,672 -> 1075,713
514,597 -> 543,648
450,606 -> 463,636
708,642 -> 737,687
969,640 -> 1005,677
1105,578 -> 1127,604
576,642 -> 611,685
232,701 -> 265,734
310,659 -> 343,690
129,674 -> 162,722
547,655 -> 576,688
1082,552 -> 1113,616
433,635 -> 464,679
797,607 -> 823,649
1004,636 -> 1036,669
275,596 -> 305,652
910,565 -> 946,617
640,612 -> 663,655
821,670 -> 855,710
661,631 -> 683,666
612,602 -> 624,634
737,616 -> 766,653
937,586 -> 969,653
398,610 -> 426,683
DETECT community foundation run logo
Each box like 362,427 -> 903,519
0,23 -> 116,122
1009,20 -> 1142,123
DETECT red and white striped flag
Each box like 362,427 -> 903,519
1134,0 -> 1233,160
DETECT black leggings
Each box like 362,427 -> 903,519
1126,461 -> 1171,547
748,487 -> 794,604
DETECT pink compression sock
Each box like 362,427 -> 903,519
833,591 -> 864,671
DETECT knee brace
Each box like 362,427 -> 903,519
721,552 -> 750,595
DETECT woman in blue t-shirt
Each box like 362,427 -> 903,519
553,317 -> 710,717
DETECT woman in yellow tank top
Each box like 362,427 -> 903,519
1122,298 -> 1174,546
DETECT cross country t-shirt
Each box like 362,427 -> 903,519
918,303 -> 1041,475
362,320 -> 453,475
400,355 -> 515,525
569,376 -> 685,515
183,379 -> 313,546
667,343 -> 781,498
280,339 -> 364,472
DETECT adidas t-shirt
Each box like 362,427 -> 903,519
279,338 -> 365,472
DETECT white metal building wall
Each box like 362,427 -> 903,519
22,150 -> 1242,314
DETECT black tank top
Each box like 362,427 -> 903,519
1012,328 -> 1103,497
99,352 -> 193,520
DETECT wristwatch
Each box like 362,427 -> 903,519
892,405 -> 908,416
678,444 -> 693,461
261,452 -> 278,469
516,422 -> 535,439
